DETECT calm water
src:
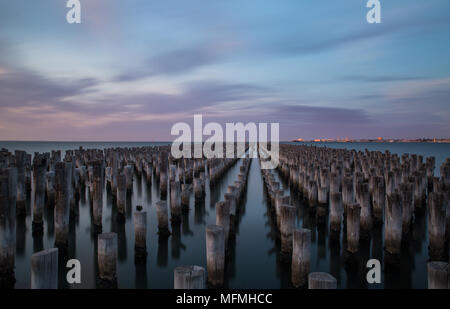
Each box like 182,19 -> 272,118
1,141 -> 449,289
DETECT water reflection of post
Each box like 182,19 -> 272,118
194,199 -> 206,225
157,235 -> 169,267
135,262 -> 148,289
171,220 -> 185,259
181,211 -> 193,236
328,228 -> 341,285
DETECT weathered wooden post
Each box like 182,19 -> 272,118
193,178 -> 204,201
372,177 -> 385,225
342,176 -> 353,215
134,210 -> 147,263
330,172 -> 340,194
356,182 -> 371,238
156,201 -> 171,236
291,228 -> 311,288
427,261 -> 449,289
160,170 -> 168,198
385,193 -> 402,255
124,165 -> 133,194
98,232 -> 117,287
330,192 -> 343,232
308,272 -> 337,289
54,162 -> 72,249
206,225 -> 225,287
32,156 -> 46,235
318,186 -> 328,206
92,161 -> 103,232
170,180 -> 181,222
46,170 -> 55,206
280,204 -> 296,258
174,265 -> 206,289
181,184 -> 190,211
399,183 -> 413,235
169,164 -> 176,182
15,150 -> 27,215
31,248 -> 58,289
346,203 -> 361,253
116,173 -> 127,220
308,180 -> 318,208
216,201 -> 230,247
224,192 -> 237,238
0,167 -> 17,288
428,192 -> 446,258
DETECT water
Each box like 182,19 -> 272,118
1,141 -> 449,289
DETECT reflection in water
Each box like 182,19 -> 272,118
157,235 -> 169,267
194,200 -> 206,225
135,263 -> 148,289
16,216 -> 26,256
170,221 -> 185,259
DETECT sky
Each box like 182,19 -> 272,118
0,0 -> 449,141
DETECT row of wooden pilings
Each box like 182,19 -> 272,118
174,157 -> 252,289
0,144 -> 241,288
262,144 -> 449,288
260,160 -> 338,289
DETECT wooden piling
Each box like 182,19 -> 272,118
291,228 -> 311,288
356,182 -> 371,237
170,180 -> 181,222
0,167 -> 17,288
427,261 -> 449,289
428,192 -> 446,257
308,272 -> 337,289
116,173 -> 126,220
216,201 -> 230,247
156,201 -> 171,236
330,192 -> 343,232
32,156 -> 46,235
54,162 -> 72,249
346,203 -> 361,253
280,204 -> 296,257
15,150 -> 27,215
91,161 -> 103,233
181,184 -> 190,211
134,210 -> 147,263
98,232 -> 118,287
46,171 -> 55,206
193,178 -> 204,201
385,193 -> 403,255
31,248 -> 58,289
174,265 -> 206,289
205,225 -> 225,287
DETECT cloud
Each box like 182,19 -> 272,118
0,68 -> 98,108
268,7 -> 450,56
115,45 -> 222,82
271,104 -> 373,124
341,75 -> 425,83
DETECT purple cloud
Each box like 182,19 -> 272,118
115,45 -> 222,82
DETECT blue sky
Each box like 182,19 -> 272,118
0,0 -> 449,140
